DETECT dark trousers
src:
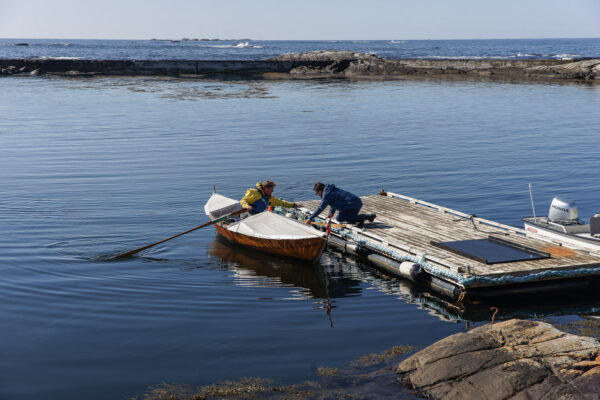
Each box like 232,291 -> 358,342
336,200 -> 362,223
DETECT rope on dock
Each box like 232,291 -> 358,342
461,266 -> 600,286
331,225 -> 465,283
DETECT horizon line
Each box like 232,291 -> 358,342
1,36 -> 599,42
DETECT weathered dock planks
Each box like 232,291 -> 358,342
301,192 -> 600,299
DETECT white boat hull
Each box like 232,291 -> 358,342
523,217 -> 600,253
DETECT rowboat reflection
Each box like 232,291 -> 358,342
208,237 -> 362,300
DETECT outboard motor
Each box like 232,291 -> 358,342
548,197 -> 579,224
590,213 -> 600,237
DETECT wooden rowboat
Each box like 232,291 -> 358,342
214,219 -> 325,262
205,193 -> 326,263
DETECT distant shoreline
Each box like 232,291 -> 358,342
1,51 -> 598,81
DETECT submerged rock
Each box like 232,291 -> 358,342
397,319 -> 600,400
1,66 -> 17,75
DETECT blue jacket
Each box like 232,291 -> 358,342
309,184 -> 362,221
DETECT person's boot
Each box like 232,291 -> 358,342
367,213 -> 376,223
357,214 -> 368,229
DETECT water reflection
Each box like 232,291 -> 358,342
364,263 -> 600,323
208,237 -> 363,300
326,250 -> 600,324
210,237 -> 600,324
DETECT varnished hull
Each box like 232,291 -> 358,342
215,224 -> 325,262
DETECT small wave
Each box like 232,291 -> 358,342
36,56 -> 84,60
552,53 -> 579,60
421,54 -> 573,60
511,53 -> 579,60
422,55 -> 494,60
389,40 -> 406,44
210,41 -> 262,49
30,42 -> 72,47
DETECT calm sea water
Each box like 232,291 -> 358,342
1,73 -> 599,399
1,38 -> 599,60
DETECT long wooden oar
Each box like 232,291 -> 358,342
111,208 -> 247,260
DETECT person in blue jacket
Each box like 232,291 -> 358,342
305,182 -> 376,228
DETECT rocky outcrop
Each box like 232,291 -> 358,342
1,65 -> 17,75
1,52 -> 598,81
272,50 -> 377,62
273,51 -> 600,80
397,319 -> 600,400
526,59 -> 600,80
0,59 -> 325,77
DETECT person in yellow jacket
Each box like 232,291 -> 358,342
240,180 -> 300,215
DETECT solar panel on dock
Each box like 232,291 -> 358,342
431,237 -> 550,265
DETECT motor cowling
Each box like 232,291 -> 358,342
548,197 -> 579,224
590,213 -> 600,237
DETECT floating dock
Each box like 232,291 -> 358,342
301,192 -> 600,301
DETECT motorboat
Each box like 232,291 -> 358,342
523,197 -> 600,252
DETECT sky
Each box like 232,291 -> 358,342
0,0 -> 599,40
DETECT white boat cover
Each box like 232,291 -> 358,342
228,211 -> 325,240
204,193 -> 242,219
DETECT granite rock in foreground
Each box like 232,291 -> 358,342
397,319 -> 600,400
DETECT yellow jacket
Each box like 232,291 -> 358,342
240,182 -> 295,210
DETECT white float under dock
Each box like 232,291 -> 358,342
301,192 -> 600,300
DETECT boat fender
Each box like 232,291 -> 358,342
345,242 -> 360,255
399,262 -> 422,281
326,236 -> 360,255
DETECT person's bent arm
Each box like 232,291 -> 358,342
269,196 -> 295,209
308,199 -> 329,222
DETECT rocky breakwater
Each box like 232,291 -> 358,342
271,51 -> 600,81
0,58 -> 330,77
397,319 -> 600,400
1,52 -> 599,80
